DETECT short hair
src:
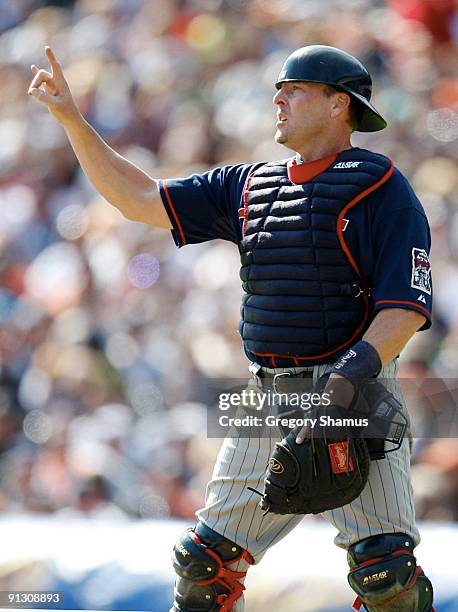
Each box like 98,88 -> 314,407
323,84 -> 362,132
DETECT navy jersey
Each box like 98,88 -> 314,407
159,152 -> 432,329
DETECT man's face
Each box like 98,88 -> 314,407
273,82 -> 335,150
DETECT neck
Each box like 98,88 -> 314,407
295,132 -> 352,163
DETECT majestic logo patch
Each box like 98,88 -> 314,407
417,294 -> 426,304
333,161 -> 362,169
411,248 -> 431,295
269,458 -> 284,474
328,441 -> 354,474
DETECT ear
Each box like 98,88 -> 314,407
330,92 -> 351,119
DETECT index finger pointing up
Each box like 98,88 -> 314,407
45,46 -> 63,79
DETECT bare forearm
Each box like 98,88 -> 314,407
63,114 -> 165,223
363,308 -> 426,364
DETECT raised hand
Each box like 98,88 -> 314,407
28,46 -> 80,126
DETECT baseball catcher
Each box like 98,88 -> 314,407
29,42 -> 435,611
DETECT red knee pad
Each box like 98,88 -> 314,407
172,523 -> 254,612
348,534 -> 434,611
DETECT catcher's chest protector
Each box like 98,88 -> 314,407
239,149 -> 393,368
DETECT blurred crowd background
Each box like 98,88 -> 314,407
0,0 -> 457,528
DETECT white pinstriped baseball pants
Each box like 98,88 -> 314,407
196,359 -> 420,611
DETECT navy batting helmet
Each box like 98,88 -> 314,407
276,45 -> 387,132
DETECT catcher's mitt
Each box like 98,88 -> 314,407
254,402 -> 370,515
252,381 -> 407,515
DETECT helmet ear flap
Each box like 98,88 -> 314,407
359,85 -> 372,99
337,75 -> 373,102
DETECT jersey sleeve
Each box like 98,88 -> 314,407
371,169 -> 433,330
158,164 -> 258,247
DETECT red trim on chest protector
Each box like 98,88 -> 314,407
242,172 -> 255,236
250,162 -> 395,366
287,153 -> 337,183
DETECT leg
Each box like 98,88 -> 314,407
318,359 -> 434,610
196,427 -> 303,562
322,437 -> 420,549
348,533 -> 434,611
172,408 -> 304,611
320,359 -> 420,549
171,521 -> 254,612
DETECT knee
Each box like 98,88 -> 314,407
347,533 -> 434,611
171,521 -> 254,612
